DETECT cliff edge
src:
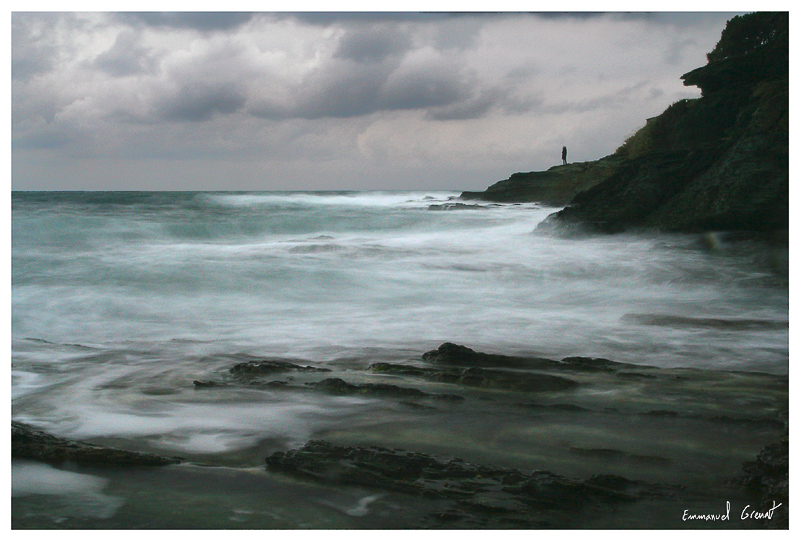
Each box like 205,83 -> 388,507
462,12 -> 788,234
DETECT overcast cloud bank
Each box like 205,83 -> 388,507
12,12 -> 739,190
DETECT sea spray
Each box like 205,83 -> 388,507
12,190 -> 788,460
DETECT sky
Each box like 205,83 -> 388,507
10,8 -> 746,191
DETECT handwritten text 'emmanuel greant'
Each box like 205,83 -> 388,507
682,501 -> 782,522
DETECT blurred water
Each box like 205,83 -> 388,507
11,190 -> 788,457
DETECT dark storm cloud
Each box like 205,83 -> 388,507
249,44 -> 477,121
115,12 -> 255,31
249,62 -> 472,121
378,61 -> 468,112
158,83 -> 247,122
11,11 -> 739,191
94,30 -> 158,77
10,11 -> 504,128
617,12 -> 743,25
425,89 -> 497,121
287,12 -> 451,26
291,66 -> 388,119
334,26 -> 412,63
425,87 -> 542,121
533,12 -> 604,20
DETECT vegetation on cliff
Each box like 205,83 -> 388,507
464,12 -> 788,234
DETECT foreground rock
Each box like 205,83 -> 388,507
224,354 -> 332,378
193,353 -> 332,388
309,377 -> 464,401
11,421 -> 182,466
421,342 -> 640,373
370,362 -> 579,393
265,439 -> 680,527
737,434 -> 789,529
420,342 -> 558,369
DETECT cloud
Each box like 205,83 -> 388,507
114,12 -> 256,32
11,12 -> 67,81
157,83 -> 247,122
93,30 -> 158,77
11,11 -> 740,190
334,25 -> 411,63
377,47 -> 468,111
288,12 -> 451,26
247,36 -> 479,120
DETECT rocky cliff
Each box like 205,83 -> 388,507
463,12 -> 788,234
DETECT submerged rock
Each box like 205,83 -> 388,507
11,421 -> 182,467
621,313 -> 788,330
569,447 -> 671,466
265,440 -> 680,526
426,202 -> 487,211
192,379 -> 226,388
309,377 -> 464,401
434,366 -> 579,393
558,356 -> 640,372
737,435 -> 789,529
369,360 -> 578,393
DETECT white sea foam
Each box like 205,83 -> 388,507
11,191 -> 788,453
201,190 -> 462,210
12,461 -> 125,520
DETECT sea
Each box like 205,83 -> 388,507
10,190 -> 789,527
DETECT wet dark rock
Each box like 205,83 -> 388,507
225,355 -> 331,378
369,360 -> 578,393
263,380 -> 291,389
640,409 -> 786,430
615,371 -> 658,380
193,379 -> 226,388
544,21 -> 788,235
737,435 -> 788,529
310,377 -> 465,401
368,363 -> 432,377
11,421 -> 182,466
513,402 -> 589,412
460,154 -> 625,206
439,367 -> 578,393
644,410 -> 680,417
265,440 -> 679,524
421,342 -> 559,370
558,356 -> 639,372
464,13 -> 788,235
426,202 -> 486,211
707,415 -> 786,429
422,343 -> 642,376
583,474 -> 679,500
622,313 -> 788,330
431,393 -> 467,402
570,447 -> 671,465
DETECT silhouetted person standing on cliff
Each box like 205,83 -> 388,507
562,146 -> 567,165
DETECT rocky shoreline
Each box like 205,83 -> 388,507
461,13 -> 788,236
12,421 -> 183,467
12,341 -> 788,528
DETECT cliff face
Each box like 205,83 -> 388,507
463,12 -> 788,234
460,154 -> 626,207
